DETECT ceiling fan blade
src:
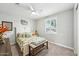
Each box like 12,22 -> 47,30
15,3 -> 40,15
30,5 -> 34,11
15,3 -> 32,10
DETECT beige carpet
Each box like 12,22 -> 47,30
11,42 -> 75,56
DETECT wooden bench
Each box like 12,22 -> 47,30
29,41 -> 48,56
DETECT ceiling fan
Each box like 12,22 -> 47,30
15,3 -> 41,16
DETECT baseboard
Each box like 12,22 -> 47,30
11,41 -> 74,50
48,41 -> 74,50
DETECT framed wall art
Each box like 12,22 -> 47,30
21,19 -> 28,25
2,21 -> 13,31
0,24 -> 2,29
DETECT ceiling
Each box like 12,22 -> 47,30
0,3 -> 74,20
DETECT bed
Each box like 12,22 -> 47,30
16,32 -> 47,56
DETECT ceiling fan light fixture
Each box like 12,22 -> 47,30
32,11 -> 39,16
32,12 -> 36,15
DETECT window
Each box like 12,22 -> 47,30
45,17 -> 56,34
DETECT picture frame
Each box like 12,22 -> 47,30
0,24 -> 2,29
2,21 -> 13,31
21,19 -> 28,25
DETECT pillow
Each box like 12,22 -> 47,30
17,33 -> 19,37
17,33 -> 21,38
25,32 -> 31,38
17,32 -> 32,38
22,33 -> 26,38
17,33 -> 24,38
25,34 -> 27,37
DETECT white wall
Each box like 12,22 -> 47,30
36,9 -> 74,48
73,4 -> 78,55
0,13 -> 35,45
77,4 -> 79,56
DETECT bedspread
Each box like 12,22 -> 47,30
16,36 -> 46,55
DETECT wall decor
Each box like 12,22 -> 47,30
2,21 -> 13,31
21,19 -> 28,25
45,17 -> 56,34
0,24 -> 2,29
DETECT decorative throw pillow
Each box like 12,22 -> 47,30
25,34 -> 27,38
25,32 -> 31,38
17,33 -> 19,37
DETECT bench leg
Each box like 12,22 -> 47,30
29,46 -> 31,56
46,41 -> 48,49
29,46 -> 35,56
